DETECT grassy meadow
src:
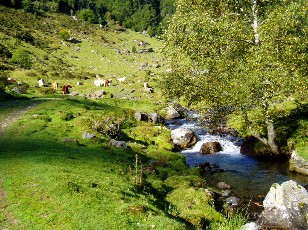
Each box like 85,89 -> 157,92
0,5 -> 247,229
1,4 -> 306,229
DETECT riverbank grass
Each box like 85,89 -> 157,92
0,98 -> 247,229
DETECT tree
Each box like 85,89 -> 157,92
22,0 -> 34,12
59,29 -> 70,41
163,0 -> 308,155
11,47 -> 32,69
77,8 -> 98,23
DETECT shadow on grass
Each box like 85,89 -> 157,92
276,102 -> 308,146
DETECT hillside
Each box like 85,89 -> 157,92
0,5 -> 169,102
0,6 -> 247,229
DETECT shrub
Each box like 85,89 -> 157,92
0,43 -> 12,58
59,30 -> 70,41
91,114 -> 125,138
11,48 -> 32,69
77,9 -> 98,24
39,87 -> 55,95
0,75 -> 8,89
22,0 -> 34,13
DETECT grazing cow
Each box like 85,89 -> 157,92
52,82 -> 58,90
38,79 -> 44,87
7,78 -> 16,83
117,77 -> 126,83
76,81 -> 83,86
108,79 -> 112,86
62,85 -> 72,94
94,79 -> 110,87
144,82 -> 154,93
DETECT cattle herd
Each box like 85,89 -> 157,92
7,76 -> 153,95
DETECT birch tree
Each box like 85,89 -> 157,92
163,0 -> 308,154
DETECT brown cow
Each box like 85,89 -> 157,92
62,85 -> 72,94
52,82 -> 58,90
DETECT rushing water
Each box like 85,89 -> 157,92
166,111 -> 308,199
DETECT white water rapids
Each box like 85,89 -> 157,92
166,111 -> 308,197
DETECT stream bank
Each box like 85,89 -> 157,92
166,109 -> 308,219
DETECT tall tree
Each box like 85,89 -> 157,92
163,0 -> 308,154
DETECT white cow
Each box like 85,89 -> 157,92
94,79 -> 106,87
38,79 -> 44,87
117,77 -> 126,83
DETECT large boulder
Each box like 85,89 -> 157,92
171,128 -> 198,149
134,111 -> 149,122
134,112 -> 165,124
257,180 -> 308,230
109,139 -> 127,149
148,112 -> 165,125
165,106 -> 185,119
289,151 -> 308,176
200,142 -> 222,154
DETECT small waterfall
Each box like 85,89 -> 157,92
166,110 -> 308,197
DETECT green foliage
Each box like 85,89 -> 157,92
77,9 -> 98,23
11,47 -> 31,69
22,0 -> 33,12
0,43 -> 12,58
59,29 -> 70,41
166,187 -> 223,228
163,0 -> 308,154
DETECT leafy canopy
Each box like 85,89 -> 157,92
162,0 -> 307,154
163,0 -> 307,112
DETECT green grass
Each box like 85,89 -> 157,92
0,98 -> 247,229
0,99 -> 184,229
0,4 -> 258,229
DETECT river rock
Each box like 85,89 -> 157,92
289,151 -> 308,176
148,112 -> 165,124
200,142 -> 222,154
165,106 -> 184,119
218,182 -> 232,190
82,132 -> 96,139
109,139 -> 127,149
240,222 -> 260,230
134,112 -> 165,124
134,111 -> 149,122
225,196 -> 240,206
221,190 -> 231,197
257,180 -> 308,230
171,128 -> 198,149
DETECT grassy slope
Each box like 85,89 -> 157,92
0,6 -> 246,230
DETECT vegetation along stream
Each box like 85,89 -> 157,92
166,110 -> 308,217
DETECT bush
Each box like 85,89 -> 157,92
0,43 -> 12,58
0,74 -> 8,89
11,48 -> 32,69
59,30 -> 70,41
22,0 -> 34,13
77,9 -> 98,24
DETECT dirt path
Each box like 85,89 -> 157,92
0,101 -> 42,229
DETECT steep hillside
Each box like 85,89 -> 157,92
0,6 -> 249,229
0,5 -> 168,101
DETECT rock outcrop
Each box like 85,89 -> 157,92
289,151 -> 308,176
171,128 -> 198,149
257,180 -> 308,230
165,106 -> 185,119
200,142 -> 222,154
134,111 -> 165,124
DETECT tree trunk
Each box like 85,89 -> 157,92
244,112 -> 280,155
266,120 -> 280,155
252,0 -> 260,45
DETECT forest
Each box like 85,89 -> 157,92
0,0 -> 175,36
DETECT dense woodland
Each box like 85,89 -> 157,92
0,0 -> 175,35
